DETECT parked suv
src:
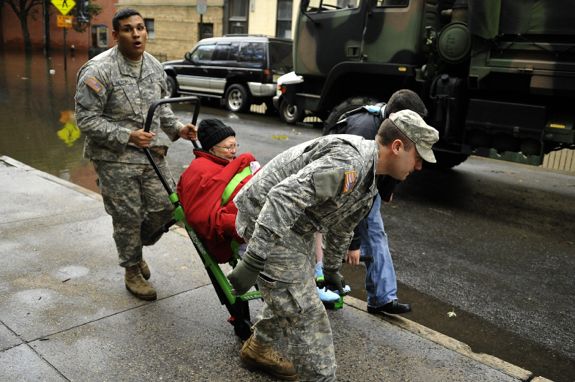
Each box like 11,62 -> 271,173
163,35 -> 293,113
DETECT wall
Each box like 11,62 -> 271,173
117,0 -> 224,61
247,0 -> 278,36
1,0 -> 117,52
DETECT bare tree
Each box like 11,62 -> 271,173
4,0 -> 44,51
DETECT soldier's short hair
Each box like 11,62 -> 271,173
385,89 -> 428,119
113,8 -> 142,31
376,119 -> 414,151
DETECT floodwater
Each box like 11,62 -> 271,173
0,50 -> 98,192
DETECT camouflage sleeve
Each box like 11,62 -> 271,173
74,66 -> 132,152
157,70 -> 184,141
246,154 -> 356,260
322,222 -> 354,272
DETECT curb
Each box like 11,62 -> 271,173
1,155 -> 553,382
344,296 -> 549,381
0,155 -> 102,201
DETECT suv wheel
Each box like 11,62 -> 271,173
279,100 -> 303,124
166,76 -> 177,98
224,84 -> 251,112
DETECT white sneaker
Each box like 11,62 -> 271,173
317,287 -> 340,303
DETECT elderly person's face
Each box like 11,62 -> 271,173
209,136 -> 238,161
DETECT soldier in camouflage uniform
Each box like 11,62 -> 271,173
74,8 -> 196,301
228,110 -> 440,381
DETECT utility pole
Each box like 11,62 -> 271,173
44,0 -> 51,55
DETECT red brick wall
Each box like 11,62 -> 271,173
2,0 -> 117,52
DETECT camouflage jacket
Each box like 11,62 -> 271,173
74,46 -> 183,163
234,134 -> 378,272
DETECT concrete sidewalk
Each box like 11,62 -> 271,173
0,156 -> 550,382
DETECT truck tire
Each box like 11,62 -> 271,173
323,96 -> 379,135
279,99 -> 303,124
166,76 -> 177,98
224,84 -> 251,113
430,151 -> 469,169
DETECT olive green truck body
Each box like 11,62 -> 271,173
284,0 -> 574,167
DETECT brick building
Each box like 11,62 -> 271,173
1,0 -> 118,52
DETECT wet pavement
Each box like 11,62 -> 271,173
1,49 -> 574,381
0,155 -> 545,382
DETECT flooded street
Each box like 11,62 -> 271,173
0,50 -> 98,192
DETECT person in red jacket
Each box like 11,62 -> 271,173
177,119 -> 259,263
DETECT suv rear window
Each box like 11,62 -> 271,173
213,43 -> 240,61
269,42 -> 293,74
239,42 -> 266,66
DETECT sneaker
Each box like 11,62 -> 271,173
240,335 -> 297,381
317,287 -> 340,303
368,300 -> 411,315
328,284 -> 351,295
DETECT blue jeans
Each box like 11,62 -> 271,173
358,194 -> 397,307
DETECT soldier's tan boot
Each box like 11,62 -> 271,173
240,335 -> 297,381
125,265 -> 157,301
138,259 -> 151,280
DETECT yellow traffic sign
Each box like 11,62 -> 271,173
57,15 -> 73,28
51,0 -> 76,16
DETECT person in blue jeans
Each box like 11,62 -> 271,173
323,89 -> 428,314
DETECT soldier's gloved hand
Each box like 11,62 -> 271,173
227,251 -> 265,295
323,269 -> 347,295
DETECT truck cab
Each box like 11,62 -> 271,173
283,0 -> 575,168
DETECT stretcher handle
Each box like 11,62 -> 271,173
143,96 -> 200,133
143,96 -> 200,196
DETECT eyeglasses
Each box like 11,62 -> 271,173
213,143 -> 239,152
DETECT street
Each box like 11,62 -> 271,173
0,50 -> 573,381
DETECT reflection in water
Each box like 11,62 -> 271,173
0,51 -> 99,192
57,110 -> 81,146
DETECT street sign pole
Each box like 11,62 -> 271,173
44,0 -> 51,56
63,28 -> 67,71
51,0 -> 76,72
197,0 -> 207,40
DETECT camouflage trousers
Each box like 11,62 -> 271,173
93,159 -> 174,267
254,231 -> 336,381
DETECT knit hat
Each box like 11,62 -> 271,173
198,119 -> 236,151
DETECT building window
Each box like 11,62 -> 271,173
144,18 -> 155,39
199,23 -> 214,40
376,0 -> 409,6
228,0 -> 249,34
91,24 -> 108,48
305,0 -> 359,12
276,0 -> 293,38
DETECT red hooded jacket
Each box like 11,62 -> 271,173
177,150 -> 257,263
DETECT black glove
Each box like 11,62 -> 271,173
323,269 -> 347,295
227,251 -> 265,295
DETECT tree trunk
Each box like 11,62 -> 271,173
19,13 -> 32,52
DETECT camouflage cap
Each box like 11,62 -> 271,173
389,110 -> 439,163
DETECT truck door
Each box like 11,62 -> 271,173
361,0 -> 428,66
295,0 -> 368,77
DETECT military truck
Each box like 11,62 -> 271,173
279,0 -> 575,168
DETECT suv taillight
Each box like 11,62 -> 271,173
263,68 -> 272,82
